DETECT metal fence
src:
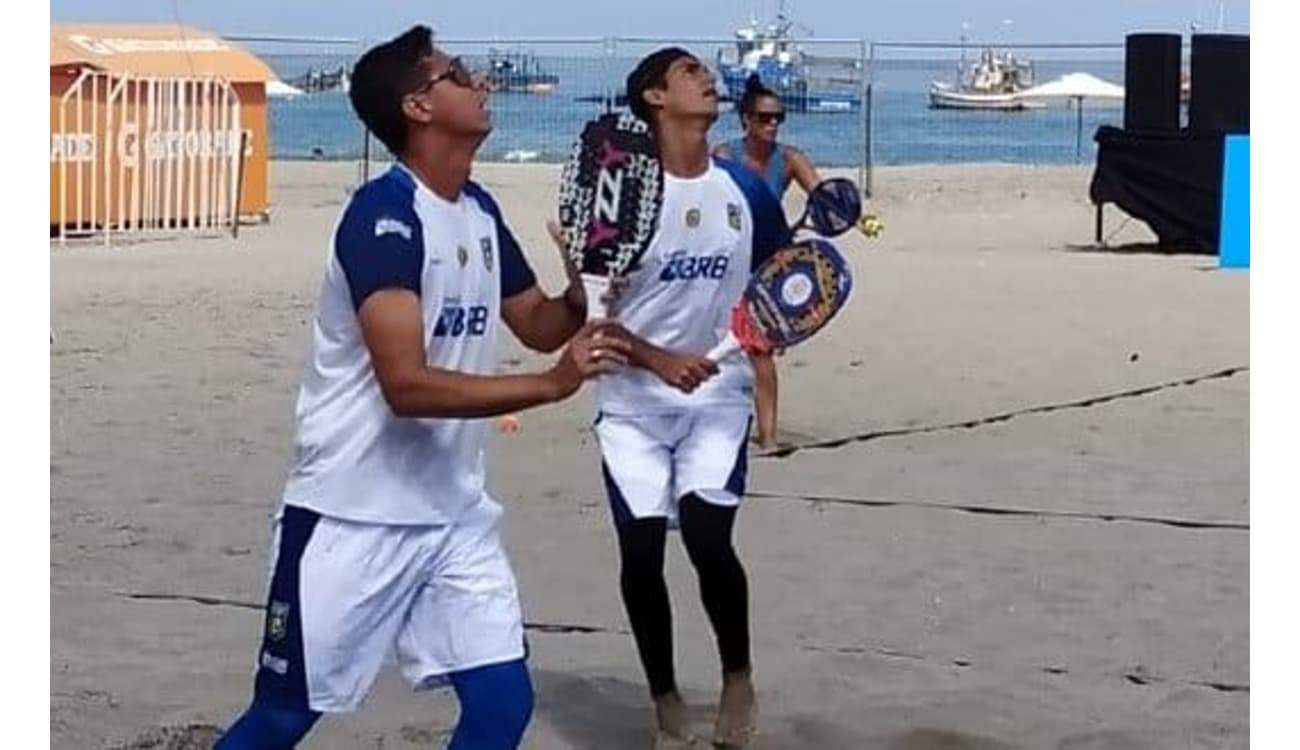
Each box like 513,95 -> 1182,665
234,35 -> 1131,192
239,35 -> 869,178
225,35 -> 372,184
863,41 -> 1127,190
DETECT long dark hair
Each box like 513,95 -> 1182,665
739,73 -> 778,118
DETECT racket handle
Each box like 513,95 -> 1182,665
580,273 -> 613,321
706,332 -> 744,363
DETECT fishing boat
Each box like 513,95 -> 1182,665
714,2 -> 862,114
485,48 -> 559,95
285,65 -> 349,95
928,47 -> 1040,111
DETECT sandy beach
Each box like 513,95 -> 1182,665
51,160 -> 1248,749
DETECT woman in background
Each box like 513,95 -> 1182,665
713,75 -> 823,450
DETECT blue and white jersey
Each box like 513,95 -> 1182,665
596,157 -> 791,415
282,163 -> 536,525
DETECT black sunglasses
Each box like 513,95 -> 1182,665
750,111 -> 786,125
414,56 -> 476,93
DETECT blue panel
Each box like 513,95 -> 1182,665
1219,135 -> 1249,269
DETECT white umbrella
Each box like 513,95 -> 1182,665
1020,73 -> 1125,161
1021,72 -> 1125,100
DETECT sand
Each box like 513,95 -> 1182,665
51,160 -> 1248,749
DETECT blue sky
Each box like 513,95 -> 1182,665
51,0 -> 1248,42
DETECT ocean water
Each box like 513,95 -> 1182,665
265,54 -> 1129,167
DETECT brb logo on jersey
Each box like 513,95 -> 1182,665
659,250 -> 730,282
434,304 -> 489,337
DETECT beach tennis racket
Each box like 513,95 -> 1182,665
557,111 -> 663,319
789,177 -> 863,238
706,238 -> 853,362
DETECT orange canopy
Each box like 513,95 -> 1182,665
51,23 -> 275,82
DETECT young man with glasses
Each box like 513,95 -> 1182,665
214,26 -> 628,749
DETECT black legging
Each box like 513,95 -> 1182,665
616,493 -> 750,697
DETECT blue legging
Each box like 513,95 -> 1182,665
447,659 -> 535,749
216,658 -> 534,749
213,702 -> 319,750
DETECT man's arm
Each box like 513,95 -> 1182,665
500,283 -> 586,354
502,220 -> 637,351
360,289 -> 625,418
477,192 -> 589,352
611,325 -> 719,394
334,186 -> 624,418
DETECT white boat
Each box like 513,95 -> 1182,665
928,47 -> 1041,111
928,82 -> 1041,110
265,79 -> 304,99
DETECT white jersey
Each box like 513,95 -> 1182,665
281,163 -> 537,525
596,157 -> 790,415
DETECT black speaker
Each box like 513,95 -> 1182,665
1189,33 -> 1249,134
1124,33 -> 1182,133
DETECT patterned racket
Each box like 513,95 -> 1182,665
790,177 -> 863,238
706,238 -> 853,362
557,111 -> 663,319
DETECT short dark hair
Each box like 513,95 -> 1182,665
349,25 -> 434,155
739,73 -> 779,116
625,46 -> 694,122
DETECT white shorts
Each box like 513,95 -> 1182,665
594,404 -> 752,527
250,495 -> 525,713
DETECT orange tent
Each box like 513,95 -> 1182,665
51,23 -> 276,231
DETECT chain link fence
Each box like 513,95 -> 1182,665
233,34 -> 1133,195
228,35 -> 368,161
864,41 -> 1127,189
233,35 -> 868,171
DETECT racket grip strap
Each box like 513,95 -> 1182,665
707,332 -> 744,363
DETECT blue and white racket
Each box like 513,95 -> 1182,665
706,178 -> 861,362
706,238 -> 853,362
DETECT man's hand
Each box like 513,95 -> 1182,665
646,349 -> 719,394
590,318 -> 721,394
544,320 -> 632,399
